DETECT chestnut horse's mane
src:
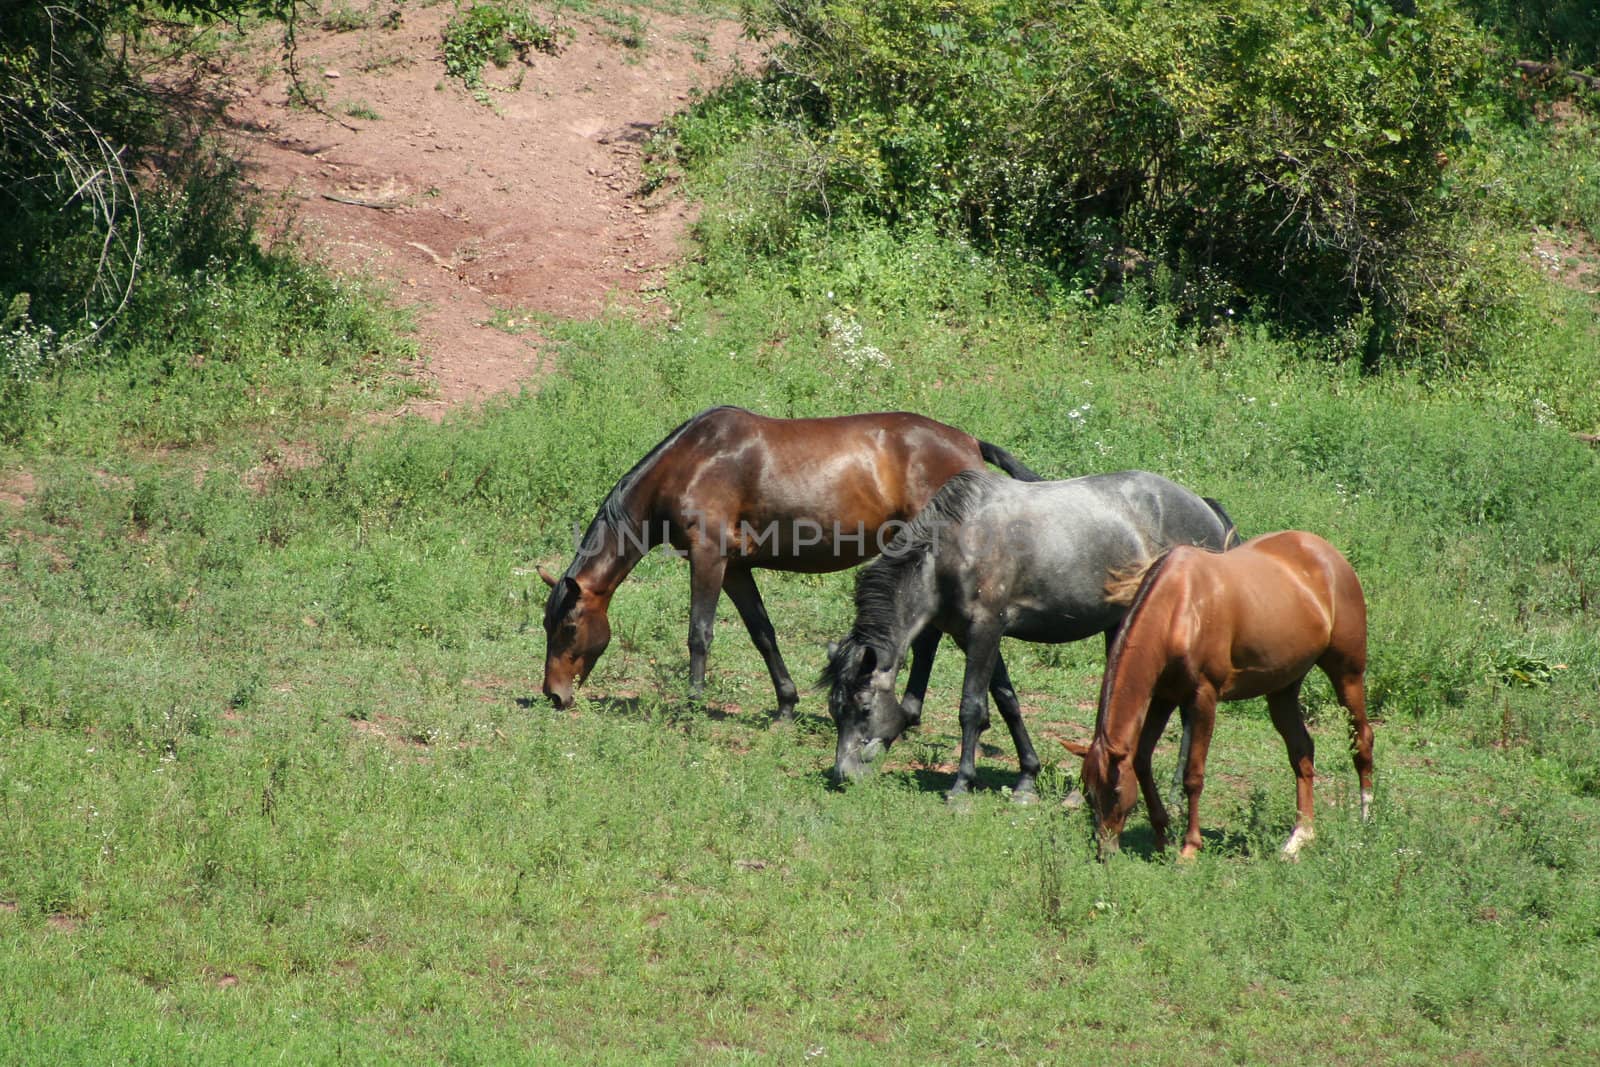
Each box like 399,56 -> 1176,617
1097,548 -> 1182,708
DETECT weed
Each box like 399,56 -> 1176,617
441,2 -> 560,92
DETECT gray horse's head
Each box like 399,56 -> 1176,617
822,637 -> 913,784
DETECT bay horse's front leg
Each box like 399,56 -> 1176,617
1178,690 -> 1219,859
987,654 -> 1041,801
720,567 -> 799,720
949,630 -> 1001,798
898,625 -> 942,728
685,546 -> 727,703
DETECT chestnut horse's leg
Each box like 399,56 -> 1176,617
987,654 -> 1041,800
685,546 -> 728,703
1265,681 -> 1317,858
1179,689 -> 1218,859
898,626 -> 942,728
948,629 -> 1000,798
1132,699 -> 1178,852
1324,662 -> 1374,821
720,567 -> 799,720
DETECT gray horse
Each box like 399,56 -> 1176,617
822,469 -> 1239,799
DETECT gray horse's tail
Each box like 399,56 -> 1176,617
979,440 -> 1042,482
1203,496 -> 1243,548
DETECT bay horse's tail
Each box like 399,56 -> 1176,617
1203,496 -> 1243,548
979,440 -> 1043,481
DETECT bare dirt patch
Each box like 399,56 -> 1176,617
220,5 -> 761,417
0,468 -> 36,509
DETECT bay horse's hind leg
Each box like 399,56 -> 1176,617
899,625 -> 942,728
721,567 -> 799,720
685,546 -> 728,704
1265,681 -> 1316,858
988,654 -> 1041,801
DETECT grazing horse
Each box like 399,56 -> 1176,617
539,406 -> 1040,717
1064,531 -> 1374,860
822,469 -> 1239,799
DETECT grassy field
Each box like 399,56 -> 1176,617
3,223 -> 1598,1060
4,3 -> 1600,1060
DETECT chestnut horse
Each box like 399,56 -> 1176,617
539,406 -> 1039,717
1064,531 -> 1374,860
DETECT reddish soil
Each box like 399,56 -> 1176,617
220,5 -> 762,417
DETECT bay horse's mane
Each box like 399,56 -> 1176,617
563,405 -> 740,581
818,469 -> 997,688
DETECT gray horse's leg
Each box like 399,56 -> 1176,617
988,653 -> 1040,801
949,630 -> 1001,797
721,567 -> 799,720
899,625 -> 941,727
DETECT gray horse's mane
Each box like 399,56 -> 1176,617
564,406 -> 739,579
819,469 -> 997,688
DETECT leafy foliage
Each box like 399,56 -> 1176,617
736,0 -> 1503,363
0,2 -> 413,442
441,1 -> 559,92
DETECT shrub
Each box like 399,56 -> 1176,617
738,0 -> 1497,363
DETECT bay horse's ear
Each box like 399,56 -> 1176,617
536,565 -> 560,588
1060,739 -> 1091,758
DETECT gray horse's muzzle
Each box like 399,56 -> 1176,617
833,736 -> 887,784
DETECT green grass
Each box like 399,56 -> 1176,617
2,220 -> 1599,1059
4,15 -> 1600,1055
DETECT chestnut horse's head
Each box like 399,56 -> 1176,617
822,638 -> 914,784
1063,738 -> 1139,858
539,566 -> 611,709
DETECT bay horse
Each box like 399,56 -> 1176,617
539,406 -> 1040,717
821,469 -> 1239,799
1063,531 -> 1374,860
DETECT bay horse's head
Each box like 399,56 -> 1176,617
539,566 -> 611,709
1062,738 -> 1139,858
822,637 -> 915,784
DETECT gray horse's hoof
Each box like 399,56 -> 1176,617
1009,788 -> 1039,806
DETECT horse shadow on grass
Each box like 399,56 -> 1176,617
515,692 -> 800,732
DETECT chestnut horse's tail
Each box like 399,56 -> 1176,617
979,440 -> 1043,481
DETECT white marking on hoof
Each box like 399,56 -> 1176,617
1360,789 -> 1374,822
1282,825 -> 1315,859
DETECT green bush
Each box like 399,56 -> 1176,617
0,2 -> 414,447
737,0 -> 1498,363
